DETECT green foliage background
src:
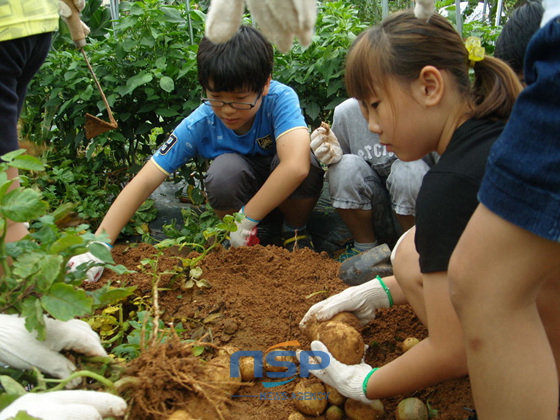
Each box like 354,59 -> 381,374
20,0 -> 513,233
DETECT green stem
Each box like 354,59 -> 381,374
47,370 -> 115,392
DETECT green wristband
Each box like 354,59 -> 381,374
362,367 -> 378,397
376,275 -> 393,307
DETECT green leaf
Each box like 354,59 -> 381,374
41,283 -> 92,321
88,241 -> 114,263
91,285 -> 136,307
21,297 -> 45,339
8,155 -> 45,172
159,76 -> 175,93
0,376 -> 26,396
125,73 -> 154,95
0,393 -> 20,411
33,255 -> 63,292
50,235 -> 83,254
1,188 -> 47,222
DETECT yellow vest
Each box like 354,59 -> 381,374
0,0 -> 59,42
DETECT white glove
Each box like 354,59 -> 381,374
205,0 -> 317,53
229,207 -> 260,248
310,125 -> 343,166
67,241 -> 111,283
297,341 -> 374,404
300,276 -> 392,328
0,315 -> 107,389
414,0 -> 436,20
0,390 -> 126,420
58,0 -> 91,37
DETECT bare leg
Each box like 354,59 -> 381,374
391,227 -> 427,324
449,204 -> 560,420
336,208 -> 376,243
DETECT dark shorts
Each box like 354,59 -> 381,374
478,16 -> 560,242
204,152 -> 324,211
0,32 -> 52,156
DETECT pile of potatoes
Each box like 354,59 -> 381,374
293,312 -> 429,419
288,380 -> 385,420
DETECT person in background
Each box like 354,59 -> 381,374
0,0 -> 86,244
448,1 -> 560,419
494,0 -> 544,82
68,25 -> 324,282
311,97 -> 438,262
298,9 -> 522,404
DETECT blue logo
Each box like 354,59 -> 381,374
229,340 -> 330,388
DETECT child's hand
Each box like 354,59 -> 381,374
299,276 -> 392,328
67,241 -> 111,283
310,122 -> 343,165
0,315 -> 107,389
0,391 -> 126,420
229,208 -> 260,247
296,341 -> 374,404
205,0 -> 317,53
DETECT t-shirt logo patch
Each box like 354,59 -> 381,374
159,134 -> 178,155
257,135 -> 273,150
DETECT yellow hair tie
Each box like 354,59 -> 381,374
465,36 -> 485,67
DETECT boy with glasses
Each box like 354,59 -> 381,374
68,25 -> 323,282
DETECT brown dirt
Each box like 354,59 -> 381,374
92,242 -> 475,420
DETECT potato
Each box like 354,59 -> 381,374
239,356 -> 258,381
264,347 -> 298,373
401,337 -> 420,353
325,405 -> 344,420
329,312 -> 362,332
314,321 -> 364,365
287,413 -> 305,420
206,354 -> 241,394
302,312 -> 364,365
166,410 -> 195,420
293,380 -> 328,416
344,398 -> 385,420
303,312 -> 361,339
325,384 -> 345,406
395,397 -> 428,420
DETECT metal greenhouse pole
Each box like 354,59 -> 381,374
455,0 -> 462,37
185,0 -> 194,45
495,0 -> 504,25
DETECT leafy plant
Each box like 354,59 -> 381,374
0,150 -> 133,339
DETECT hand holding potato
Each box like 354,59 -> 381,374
296,340 -> 374,404
299,276 -> 392,329
310,122 -> 343,166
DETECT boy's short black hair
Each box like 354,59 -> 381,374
494,0 -> 544,76
197,25 -> 274,94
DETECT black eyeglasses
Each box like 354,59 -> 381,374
201,93 -> 260,110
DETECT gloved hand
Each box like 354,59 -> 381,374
414,0 -> 436,20
297,340 -> 374,404
300,276 -> 392,328
310,123 -> 343,165
205,0 -> 317,53
67,241 -> 112,283
0,390 -> 127,420
58,0 -> 91,37
229,207 -> 260,248
0,314 -> 107,389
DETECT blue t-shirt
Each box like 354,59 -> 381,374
151,80 -> 307,175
